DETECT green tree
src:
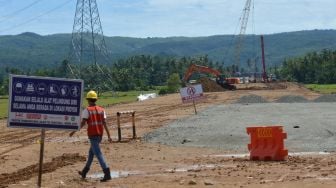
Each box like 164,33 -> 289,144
280,49 -> 336,84
167,73 -> 181,93
0,77 -> 9,95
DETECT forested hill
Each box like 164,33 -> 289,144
0,29 -> 336,70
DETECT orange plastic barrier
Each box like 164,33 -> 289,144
246,126 -> 288,161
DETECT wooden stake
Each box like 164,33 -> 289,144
132,112 -> 136,139
37,129 -> 45,187
117,112 -> 121,142
193,99 -> 197,115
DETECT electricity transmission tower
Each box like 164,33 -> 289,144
67,0 -> 113,90
234,0 -> 252,75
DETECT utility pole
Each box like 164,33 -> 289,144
260,35 -> 268,82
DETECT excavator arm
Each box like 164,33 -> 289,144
183,64 -> 236,90
183,64 -> 222,82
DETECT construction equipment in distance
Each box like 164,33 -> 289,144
183,64 -> 237,90
260,35 -> 268,82
234,0 -> 252,74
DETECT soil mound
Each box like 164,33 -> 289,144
198,77 -> 224,92
265,82 -> 288,90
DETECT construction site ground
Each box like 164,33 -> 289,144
1,82 -> 336,188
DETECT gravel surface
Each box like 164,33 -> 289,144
144,103 -> 336,152
234,94 -> 268,104
313,94 -> 336,102
275,95 -> 309,103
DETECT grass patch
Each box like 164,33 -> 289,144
0,97 -> 8,118
305,84 -> 336,94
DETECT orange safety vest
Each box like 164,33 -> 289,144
86,106 -> 105,137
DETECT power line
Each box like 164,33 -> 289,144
0,0 -> 44,23
0,0 -> 73,34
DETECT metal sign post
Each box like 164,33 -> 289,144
7,75 -> 84,187
37,129 -> 45,187
192,99 -> 197,115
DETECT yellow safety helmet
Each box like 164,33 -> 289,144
86,90 -> 98,99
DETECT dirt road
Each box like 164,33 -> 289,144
1,82 -> 336,188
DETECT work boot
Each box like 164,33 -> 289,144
100,168 -> 111,182
78,167 -> 90,179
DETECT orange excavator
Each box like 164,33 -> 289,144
183,64 -> 236,90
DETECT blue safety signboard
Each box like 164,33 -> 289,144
7,75 -> 84,130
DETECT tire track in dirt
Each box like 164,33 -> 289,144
104,92 -> 237,131
107,103 -> 188,127
0,155 -> 7,165
0,129 -> 42,156
0,127 -> 67,156
0,139 -> 41,156
106,94 -> 237,134
0,131 -> 40,143
0,153 -> 85,188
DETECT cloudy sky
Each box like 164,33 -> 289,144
0,0 -> 335,37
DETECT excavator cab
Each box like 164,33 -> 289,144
215,75 -> 226,85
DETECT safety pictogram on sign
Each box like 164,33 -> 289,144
180,84 -> 205,103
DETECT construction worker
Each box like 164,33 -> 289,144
69,90 -> 112,182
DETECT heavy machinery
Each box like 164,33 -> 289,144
234,0 -> 252,74
183,64 -> 236,90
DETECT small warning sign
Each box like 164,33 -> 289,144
180,84 -> 205,103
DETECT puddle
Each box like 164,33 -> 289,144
84,156 -> 333,180
288,152 -> 330,156
87,171 -> 141,179
165,164 -> 233,173
316,177 -> 336,181
87,164 -> 231,179
206,152 -> 331,158
205,154 -> 249,158
45,136 -> 119,143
